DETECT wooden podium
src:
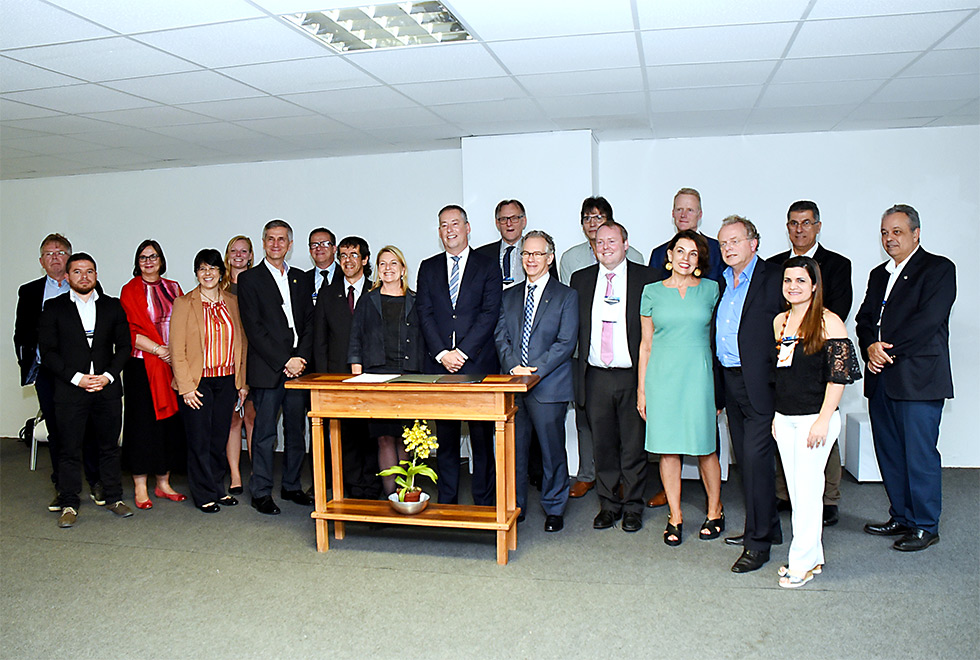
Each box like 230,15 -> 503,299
285,373 -> 537,564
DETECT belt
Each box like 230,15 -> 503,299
722,366 -> 742,374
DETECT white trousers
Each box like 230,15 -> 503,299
773,410 -> 841,573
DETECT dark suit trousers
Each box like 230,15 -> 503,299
868,384 -> 943,534
179,375 -> 236,507
584,367 -> 646,515
436,420 -> 495,506
341,420 -> 381,499
515,395 -> 569,516
36,368 -> 100,487
56,392 -> 123,508
250,384 -> 306,498
723,369 -> 781,551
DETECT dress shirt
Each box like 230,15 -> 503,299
262,259 -> 298,348
67,288 -> 114,385
524,272 -> 549,327
312,262 -> 337,301
588,260 -> 631,368
878,245 -> 920,340
500,240 -> 524,288
343,275 -> 366,309
434,246 -> 473,363
716,254 -> 760,368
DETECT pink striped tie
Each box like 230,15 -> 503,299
601,273 -> 614,365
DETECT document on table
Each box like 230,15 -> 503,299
343,373 -> 399,383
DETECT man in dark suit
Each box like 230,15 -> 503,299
417,204 -> 502,505
856,204 -> 955,552
769,200 -> 853,526
312,236 -> 380,499
494,230 -> 578,532
14,233 -> 104,510
648,188 -> 724,283
237,219 -> 315,514
305,227 -> 338,309
714,215 -> 784,573
37,253 -> 133,527
571,221 -> 656,533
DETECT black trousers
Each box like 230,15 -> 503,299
436,420 -> 495,506
340,419 -> 381,499
56,392 -> 123,509
250,384 -> 307,498
180,375 -> 237,507
35,368 -> 100,487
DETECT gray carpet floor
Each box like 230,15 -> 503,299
1,436 -> 977,659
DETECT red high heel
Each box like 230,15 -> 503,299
153,487 -> 187,502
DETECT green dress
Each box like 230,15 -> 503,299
640,279 -> 720,455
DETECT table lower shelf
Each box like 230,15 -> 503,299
312,499 -> 520,531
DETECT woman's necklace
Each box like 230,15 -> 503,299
201,290 -> 220,304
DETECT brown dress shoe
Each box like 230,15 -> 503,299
646,489 -> 667,508
569,480 -> 595,498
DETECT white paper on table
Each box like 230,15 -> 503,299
343,373 -> 399,383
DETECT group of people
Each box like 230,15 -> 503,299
15,189 -> 955,589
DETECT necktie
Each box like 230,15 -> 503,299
521,284 -> 537,366
320,269 -> 328,284
347,285 -> 355,313
502,245 -> 514,281
449,255 -> 461,308
600,273 -> 614,366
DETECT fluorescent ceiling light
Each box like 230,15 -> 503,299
281,2 -> 472,53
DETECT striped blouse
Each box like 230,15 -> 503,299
202,300 -> 236,377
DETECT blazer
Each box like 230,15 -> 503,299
416,248 -> 502,374
347,288 -> 422,373
236,262 -> 313,389
494,277 -> 578,403
311,276 -> 361,373
475,239 -> 558,284
649,233 -> 724,284
768,244 -> 853,321
855,248 -> 955,401
36,292 -> 131,402
304,265 -> 337,309
711,256 -> 785,415
569,260 -> 657,407
169,288 -> 247,394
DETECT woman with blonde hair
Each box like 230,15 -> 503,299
222,235 -> 254,494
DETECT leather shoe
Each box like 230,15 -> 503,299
622,511 -> 643,533
544,515 -> 563,532
593,509 -> 622,529
725,534 -> 744,546
281,489 -> 314,506
517,513 -> 526,524
893,529 -> 940,552
864,518 -> 911,536
251,495 -> 280,515
218,495 -> 238,506
569,480 -> 594,498
646,489 -> 667,508
776,498 -> 792,512
731,548 -> 770,573
823,504 -> 839,527
198,502 -> 220,513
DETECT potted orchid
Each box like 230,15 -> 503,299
379,420 -> 438,512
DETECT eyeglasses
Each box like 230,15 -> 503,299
520,251 -> 549,259
197,265 -> 221,274
788,220 -> 819,228
339,252 -> 361,260
719,237 -> 745,250
581,213 -> 606,223
138,254 -> 160,262
309,240 -> 334,249
496,214 -> 525,225
42,250 -> 68,258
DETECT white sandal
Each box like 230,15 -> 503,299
778,569 -> 815,589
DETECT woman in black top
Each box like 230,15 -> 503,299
348,246 -> 422,497
772,256 -> 860,588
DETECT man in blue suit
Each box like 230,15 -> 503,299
495,231 -> 578,532
649,188 -> 724,283
416,205 -> 502,505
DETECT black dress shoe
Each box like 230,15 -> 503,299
622,511 -> 643,533
281,489 -> 314,506
218,495 -> 238,506
198,502 -> 220,513
725,534 -> 744,546
893,529 -> 940,552
593,509 -> 622,530
544,515 -> 564,532
251,495 -> 280,515
731,548 -> 770,573
864,518 -> 911,536
228,486 -> 244,495
776,498 -> 792,512
822,504 -> 839,527
517,513 -> 526,524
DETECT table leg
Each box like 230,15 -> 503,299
330,418 -> 345,540
496,530 -> 509,565
311,417 -> 329,552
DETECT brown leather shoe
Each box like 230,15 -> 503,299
646,489 -> 667,508
569,480 -> 595,498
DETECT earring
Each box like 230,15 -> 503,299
693,268 -> 702,277
665,262 -> 672,271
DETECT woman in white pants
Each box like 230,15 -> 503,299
772,256 -> 860,588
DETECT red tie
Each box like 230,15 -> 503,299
347,285 -> 355,313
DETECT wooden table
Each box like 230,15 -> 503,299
285,373 -> 537,564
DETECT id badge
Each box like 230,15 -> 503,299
776,340 -> 796,368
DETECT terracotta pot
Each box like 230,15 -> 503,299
402,489 -> 422,502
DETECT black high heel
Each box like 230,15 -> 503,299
700,508 -> 725,540
664,519 -> 682,546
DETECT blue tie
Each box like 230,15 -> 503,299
521,284 -> 536,366
449,255 -> 461,308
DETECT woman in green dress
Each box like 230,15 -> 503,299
637,230 -> 723,546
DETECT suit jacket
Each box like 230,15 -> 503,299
304,265 -> 337,310
711,256 -> 784,415
768,244 -> 853,321
475,239 -> 558,285
347,288 -> 422,373
169,287 -> 247,394
312,276 -> 364,373
855,248 -> 955,401
569,261 -> 657,406
237,262 -> 313,389
36,292 -> 131,402
416,248 -> 502,374
649,233 -> 724,283
494,277 -> 578,403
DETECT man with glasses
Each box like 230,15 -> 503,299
768,200 -> 853,526
305,227 -> 338,309
477,199 -> 557,289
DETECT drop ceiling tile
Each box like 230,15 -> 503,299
937,13 -> 980,49
807,1 -> 980,19
72,128 -> 183,149
364,124 -> 463,143
789,12 -> 972,58
873,73 -> 980,102
132,18 -> 329,69
850,99 -> 967,119
63,149 -> 159,168
430,98 -> 547,124
348,42 -> 507,84
82,105 -> 217,128
637,0 -> 811,29
105,71 -> 263,104
0,56 -> 81,92
453,118 -> 560,137
925,114 -> 979,126
395,77 -> 526,106
45,0 -> 266,33
746,104 -> 857,127
538,92 -> 647,118
649,85 -> 764,112
555,114 -> 651,132
649,109 -> 753,138
0,155 -> 91,178
449,0 -> 635,40
205,135 -> 300,157
3,84 -> 154,113
647,61 -> 778,88
0,145 -> 34,158
328,106 -> 446,130
285,86 -> 419,114
176,96 -> 314,121
517,68 -> 644,96
489,33 -> 641,75
235,115 -> 349,136
218,57 -> 376,94
950,98 -> 980,115
834,117 -> 935,130
4,114 -> 116,134
4,38 -> 201,82
759,80 -> 885,107
127,142 -> 228,162
773,53 -> 917,83
0,125 -> 47,139
0,1 -> 113,49
2,134 -> 110,155
149,122 -> 266,142
641,23 -> 798,66
901,48 -> 980,76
